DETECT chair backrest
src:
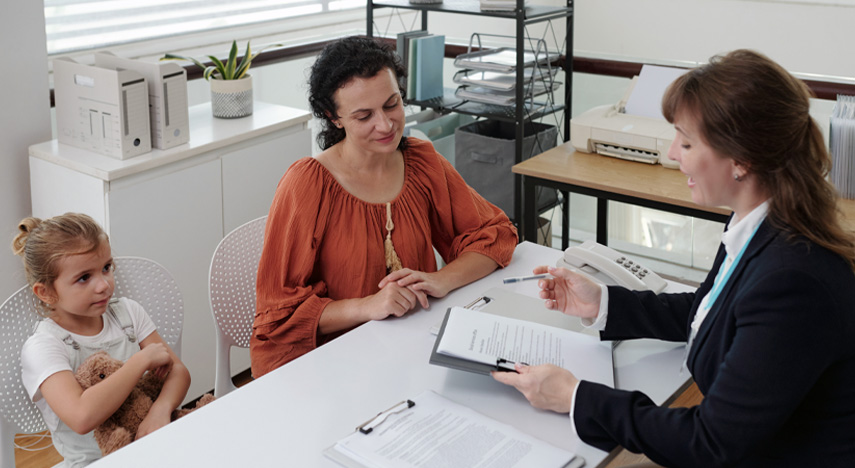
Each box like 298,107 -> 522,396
0,285 -> 49,468
113,257 -> 184,356
208,216 -> 267,397
0,257 -> 183,468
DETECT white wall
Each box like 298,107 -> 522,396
574,0 -> 855,79
0,1 -> 51,299
395,0 -> 854,79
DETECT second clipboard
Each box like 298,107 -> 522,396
428,288 -> 615,386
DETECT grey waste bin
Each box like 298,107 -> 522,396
455,119 -> 559,218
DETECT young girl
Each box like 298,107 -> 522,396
12,213 -> 190,467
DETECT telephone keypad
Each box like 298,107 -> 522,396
615,256 -> 648,280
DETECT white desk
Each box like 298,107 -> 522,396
90,242 -> 691,468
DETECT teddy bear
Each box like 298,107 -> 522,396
73,350 -> 215,455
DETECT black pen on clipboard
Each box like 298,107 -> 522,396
357,399 -> 416,434
495,358 -> 529,373
459,298 -> 531,374
463,296 -> 491,309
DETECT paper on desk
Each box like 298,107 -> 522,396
331,390 -> 576,468
624,64 -> 688,120
437,307 -> 614,387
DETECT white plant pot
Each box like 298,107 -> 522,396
210,75 -> 253,118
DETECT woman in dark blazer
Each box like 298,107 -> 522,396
494,49 -> 855,467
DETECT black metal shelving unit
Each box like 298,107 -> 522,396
367,0 -> 574,227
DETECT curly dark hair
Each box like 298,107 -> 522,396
308,36 -> 408,151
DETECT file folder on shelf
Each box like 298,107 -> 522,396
396,30 -> 429,93
411,34 -> 445,101
830,94 -> 855,199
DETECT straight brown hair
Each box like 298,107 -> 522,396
662,49 -> 855,269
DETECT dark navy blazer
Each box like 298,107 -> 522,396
574,220 -> 855,467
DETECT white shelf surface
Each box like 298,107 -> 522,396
29,102 -> 312,181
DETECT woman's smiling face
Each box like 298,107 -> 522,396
667,108 -> 740,210
332,67 -> 405,156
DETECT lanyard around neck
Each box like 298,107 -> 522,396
682,219 -> 764,374
703,220 -> 763,311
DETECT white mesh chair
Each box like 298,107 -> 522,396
0,285 -> 48,468
112,257 -> 184,356
0,256 -> 183,468
209,216 -> 267,397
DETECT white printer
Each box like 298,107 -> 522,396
571,65 -> 688,169
53,57 -> 151,160
95,52 -> 190,150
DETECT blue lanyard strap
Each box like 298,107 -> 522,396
682,219 -> 764,374
704,220 -> 763,311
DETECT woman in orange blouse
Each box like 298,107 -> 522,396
252,36 -> 518,377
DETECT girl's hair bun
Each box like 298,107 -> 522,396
11,217 -> 43,257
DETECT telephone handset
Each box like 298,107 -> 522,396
556,240 -> 667,293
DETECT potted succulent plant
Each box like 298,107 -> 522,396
163,40 -> 279,118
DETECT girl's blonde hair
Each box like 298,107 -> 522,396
10,213 -> 109,316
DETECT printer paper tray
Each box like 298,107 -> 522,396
595,143 -> 659,164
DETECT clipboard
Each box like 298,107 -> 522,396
324,390 -> 585,468
429,288 -> 615,385
323,400 -> 417,468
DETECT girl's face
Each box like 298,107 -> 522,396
332,67 -> 405,156
39,241 -> 115,333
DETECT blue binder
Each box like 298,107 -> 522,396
412,34 -> 445,101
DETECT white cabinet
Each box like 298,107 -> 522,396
29,102 -> 312,401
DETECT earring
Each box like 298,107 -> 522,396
733,173 -> 742,182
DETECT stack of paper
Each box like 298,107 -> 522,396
480,0 -> 527,11
455,80 -> 559,106
830,94 -> 855,199
433,307 -> 614,386
453,68 -> 557,92
326,391 -> 582,468
454,48 -> 558,73
451,46 -> 560,107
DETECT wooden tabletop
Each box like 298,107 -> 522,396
513,143 -> 855,231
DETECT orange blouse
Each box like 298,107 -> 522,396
251,137 -> 517,377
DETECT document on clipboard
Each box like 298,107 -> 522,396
324,390 -> 584,468
429,288 -> 614,387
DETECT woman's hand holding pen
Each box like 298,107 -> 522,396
535,266 -> 602,319
492,363 -> 578,414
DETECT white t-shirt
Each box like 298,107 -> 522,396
20,297 -> 156,432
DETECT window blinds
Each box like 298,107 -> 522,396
44,0 -> 338,55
